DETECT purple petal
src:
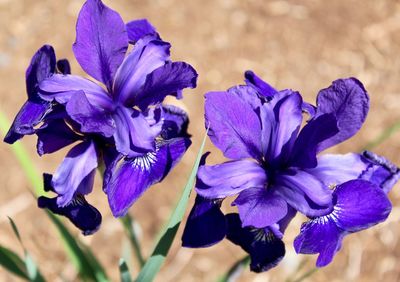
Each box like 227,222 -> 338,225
275,169 -> 333,217
306,153 -> 368,187
56,59 -> 71,75
244,70 -> 278,98
66,91 -> 115,137
105,137 -> 190,217
316,78 -> 369,151
126,19 -> 159,43
159,105 -> 189,139
227,85 -> 263,110
4,100 -> 50,144
226,213 -> 285,273
361,151 -> 400,193
302,102 -> 316,119
294,216 -> 344,267
182,196 -> 226,248
114,39 -> 170,104
233,188 -> 287,228
36,119 -> 82,156
72,0 -> 128,90
196,159 -> 267,199
113,106 -> 160,157
26,45 -> 56,98
38,194 -> 101,235
51,141 -> 98,206
333,180 -> 392,232
290,114 -> 339,168
133,62 -> 197,110
205,91 -> 262,160
39,74 -> 114,110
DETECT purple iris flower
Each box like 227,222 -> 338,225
5,0 -> 196,234
182,71 -> 399,271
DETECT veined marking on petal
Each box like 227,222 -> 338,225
132,150 -> 158,171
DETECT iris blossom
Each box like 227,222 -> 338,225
182,71 -> 399,271
5,0 -> 197,234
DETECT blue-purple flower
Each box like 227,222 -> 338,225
182,71 -> 399,272
5,0 -> 197,235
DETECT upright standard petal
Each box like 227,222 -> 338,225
126,19 -> 159,43
105,137 -> 191,217
315,78 -> 369,152
39,74 -> 114,110
289,114 -> 338,169
51,141 -> 98,206
112,107 -> 160,157
333,180 -> 392,232
205,91 -> 262,160
114,39 -> 170,104
72,0 -> 128,90
196,159 -> 267,199
134,62 -> 197,110
66,91 -> 115,137
233,188 -> 288,228
244,70 -> 278,98
182,196 -> 226,248
160,105 -> 190,139
226,213 -> 285,273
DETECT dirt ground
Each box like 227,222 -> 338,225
1,0 -> 400,281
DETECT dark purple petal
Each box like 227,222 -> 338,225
112,106 -> 160,157
316,78 -> 369,152
182,196 -> 226,248
160,105 -> 189,139
226,213 -> 285,273
114,39 -> 170,104
333,180 -> 392,232
26,45 -> 56,98
233,188 -> 287,228
72,0 -> 128,90
36,119 -> 82,155
66,91 -> 115,137
244,70 -> 278,98
196,159 -> 267,199
290,114 -> 339,168
56,59 -> 71,75
205,91 -> 262,160
105,137 -> 191,217
51,141 -> 98,206
4,100 -> 50,144
133,62 -> 197,110
361,151 -> 400,193
306,153 -> 368,187
275,169 -> 333,217
294,216 -> 344,267
38,194 -> 101,235
39,74 -> 114,110
126,18 -> 159,43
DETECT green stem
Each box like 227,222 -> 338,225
121,215 -> 145,268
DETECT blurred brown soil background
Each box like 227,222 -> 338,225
1,0 -> 400,281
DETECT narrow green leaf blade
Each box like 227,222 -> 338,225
121,215 -> 145,268
119,259 -> 132,282
24,252 -> 45,282
8,217 -> 23,247
136,130 -> 208,282
0,245 -> 29,280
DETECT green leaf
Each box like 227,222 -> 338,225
0,112 -> 108,282
119,259 -> 132,282
8,217 -> 23,246
0,245 -> 29,280
217,255 -> 250,282
121,215 -> 145,268
135,130 -> 209,282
